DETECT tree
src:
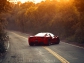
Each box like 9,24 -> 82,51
74,0 -> 84,12
0,0 -> 7,12
0,0 -> 10,53
74,0 -> 84,43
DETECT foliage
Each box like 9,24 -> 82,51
6,0 -> 84,43
74,0 -> 84,43
0,18 -> 7,53
0,0 -> 10,53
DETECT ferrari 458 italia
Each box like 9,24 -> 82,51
28,32 -> 60,46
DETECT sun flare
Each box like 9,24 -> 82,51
8,0 -> 71,4
33,0 -> 45,4
19,0 -> 27,3
8,0 -> 45,4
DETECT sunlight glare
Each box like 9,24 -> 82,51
8,0 -> 46,4
33,0 -> 45,4
8,0 -> 70,4
18,0 -> 28,3
57,0 -> 61,2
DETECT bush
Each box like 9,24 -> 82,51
0,31 -> 7,53
0,43 -> 6,53
66,36 -> 76,42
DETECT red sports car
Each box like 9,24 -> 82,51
28,32 -> 60,46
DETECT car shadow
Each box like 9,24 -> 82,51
28,43 -> 59,47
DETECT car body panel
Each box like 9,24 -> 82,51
28,32 -> 60,46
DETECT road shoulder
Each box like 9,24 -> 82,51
61,40 -> 84,49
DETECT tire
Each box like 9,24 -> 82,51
57,39 -> 60,44
29,43 -> 33,46
47,39 -> 51,46
57,42 -> 59,44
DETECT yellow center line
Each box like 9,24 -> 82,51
11,32 -> 28,39
43,47 -> 70,63
11,32 -> 70,63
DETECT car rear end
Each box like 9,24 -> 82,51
28,36 -> 46,46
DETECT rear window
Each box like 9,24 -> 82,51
35,33 -> 46,36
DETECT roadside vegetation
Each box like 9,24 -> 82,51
5,0 -> 84,44
0,0 -> 10,55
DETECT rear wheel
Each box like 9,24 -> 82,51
47,39 -> 51,46
57,39 -> 60,44
29,43 -> 33,46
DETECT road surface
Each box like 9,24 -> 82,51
1,31 -> 84,63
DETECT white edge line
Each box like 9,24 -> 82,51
62,41 -> 84,49
7,41 -> 10,49
6,41 -> 10,51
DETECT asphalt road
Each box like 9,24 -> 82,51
1,31 -> 84,63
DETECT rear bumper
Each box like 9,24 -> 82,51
29,39 -> 47,45
28,37 -> 49,45
31,41 -> 44,45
